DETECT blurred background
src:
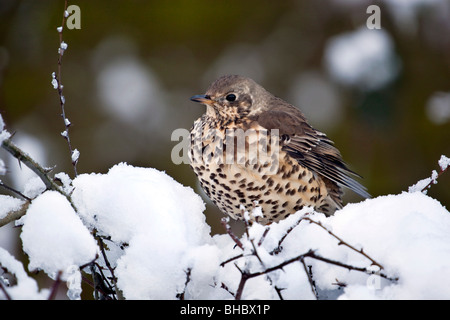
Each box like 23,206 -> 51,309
0,0 -> 449,251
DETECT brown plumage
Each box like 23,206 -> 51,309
189,75 -> 370,224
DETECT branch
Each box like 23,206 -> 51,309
176,268 -> 192,300
221,218 -> 244,250
0,279 -> 11,300
0,201 -> 29,228
300,257 -> 318,299
54,0 -> 79,177
420,160 -> 449,193
304,217 -> 384,269
0,137 -> 77,212
47,271 -> 63,300
234,249 -> 397,300
1,138 -> 60,192
0,181 -> 31,201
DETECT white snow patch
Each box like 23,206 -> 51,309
19,191 -> 98,279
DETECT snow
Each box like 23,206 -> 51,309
71,163 -> 210,299
51,72 -> 58,89
0,195 -> 24,220
1,157 -> 449,300
0,112 -> 11,145
19,191 -> 98,281
438,155 -> 450,171
71,149 -> 80,163
0,248 -> 49,299
0,159 -> 6,175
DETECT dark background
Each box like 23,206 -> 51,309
0,1 -> 449,245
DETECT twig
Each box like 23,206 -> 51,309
0,279 -> 11,300
233,249 -> 397,300
303,251 -> 397,282
420,163 -> 449,193
226,212 -> 397,300
47,270 -> 63,300
221,218 -> 244,250
0,181 -> 31,201
54,0 -> 78,177
80,274 -> 113,300
95,235 -> 123,299
176,268 -> 192,300
300,257 -> 318,299
220,254 -> 244,267
257,227 -> 270,247
273,212 -> 312,254
1,137 -> 78,212
220,282 -> 235,298
1,138 -> 60,192
303,217 -> 384,269
0,201 -> 29,228
272,214 -> 384,269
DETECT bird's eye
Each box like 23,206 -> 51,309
225,94 -> 236,102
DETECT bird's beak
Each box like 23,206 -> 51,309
190,94 -> 214,105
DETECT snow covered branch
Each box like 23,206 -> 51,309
409,155 -> 450,194
220,211 -> 397,300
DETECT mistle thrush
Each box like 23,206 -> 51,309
189,75 -> 370,225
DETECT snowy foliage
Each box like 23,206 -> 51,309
0,138 -> 449,299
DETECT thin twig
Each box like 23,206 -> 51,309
300,257 -> 318,299
176,268 -> 192,300
0,280 -> 11,300
304,217 -> 384,269
220,254 -> 244,267
257,227 -> 270,247
234,248 -> 397,300
55,0 -> 78,177
273,212 -> 312,253
420,165 -> 449,193
0,181 -> 31,201
1,138 -> 60,192
221,218 -> 244,250
80,274 -> 113,300
48,271 -> 63,300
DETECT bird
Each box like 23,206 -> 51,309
188,75 -> 370,225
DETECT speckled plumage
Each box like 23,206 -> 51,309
189,75 -> 370,224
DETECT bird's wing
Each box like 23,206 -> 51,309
254,101 -> 371,199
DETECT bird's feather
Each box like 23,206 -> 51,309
253,98 -> 371,199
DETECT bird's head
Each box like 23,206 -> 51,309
190,75 -> 271,121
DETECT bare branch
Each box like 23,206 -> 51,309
47,270 -> 63,300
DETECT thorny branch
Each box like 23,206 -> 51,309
221,212 -> 398,300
